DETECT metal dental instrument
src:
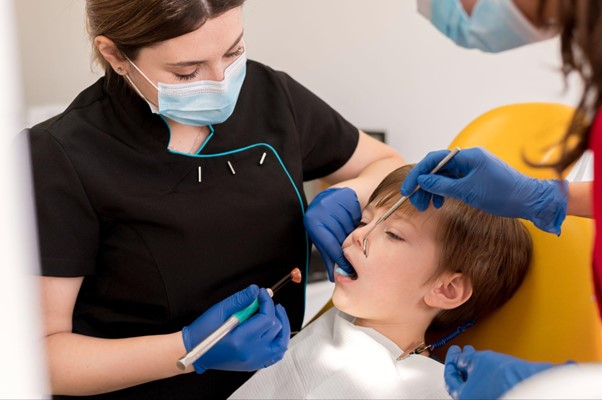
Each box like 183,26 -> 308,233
362,147 -> 461,257
176,268 -> 302,371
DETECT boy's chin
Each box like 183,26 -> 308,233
331,289 -> 343,309
332,290 -> 356,315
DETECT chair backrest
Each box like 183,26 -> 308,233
433,103 -> 602,363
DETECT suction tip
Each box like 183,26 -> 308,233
362,238 -> 368,257
290,268 -> 302,284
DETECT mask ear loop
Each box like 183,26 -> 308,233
124,74 -> 151,103
125,56 -> 159,90
121,57 -> 160,112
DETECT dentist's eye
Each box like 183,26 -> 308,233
386,231 -> 404,241
174,69 -> 200,81
225,46 -> 245,58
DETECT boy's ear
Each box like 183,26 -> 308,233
424,273 -> 472,310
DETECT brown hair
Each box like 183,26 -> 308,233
534,1 -> 602,173
369,165 -> 532,331
86,0 -> 245,81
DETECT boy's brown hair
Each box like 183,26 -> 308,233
369,165 -> 532,331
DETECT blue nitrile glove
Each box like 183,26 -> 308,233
444,345 -> 555,400
304,187 -> 361,281
182,285 -> 290,374
401,147 -> 568,234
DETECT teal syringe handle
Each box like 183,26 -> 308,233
176,296 -> 265,370
231,298 -> 259,323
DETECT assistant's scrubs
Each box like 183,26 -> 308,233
28,60 -> 359,399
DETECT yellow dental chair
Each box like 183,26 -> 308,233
313,103 -> 602,363
430,102 -> 602,363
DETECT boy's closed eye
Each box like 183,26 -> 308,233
385,231 -> 405,241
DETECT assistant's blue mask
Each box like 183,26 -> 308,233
126,51 -> 247,126
417,0 -> 556,53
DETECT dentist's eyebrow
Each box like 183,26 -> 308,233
164,31 -> 244,68
225,31 -> 244,53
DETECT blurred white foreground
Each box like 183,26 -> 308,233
0,0 -> 49,397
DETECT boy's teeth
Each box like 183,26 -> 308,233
335,267 -> 358,279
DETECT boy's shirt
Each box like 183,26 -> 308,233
229,307 -> 451,399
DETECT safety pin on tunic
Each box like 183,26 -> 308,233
227,160 -> 236,175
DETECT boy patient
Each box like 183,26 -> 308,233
230,165 -> 532,399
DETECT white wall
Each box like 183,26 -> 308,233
16,0 -> 582,164
15,0 -> 98,124
243,0 -> 582,163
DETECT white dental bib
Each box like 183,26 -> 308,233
229,308 -> 450,399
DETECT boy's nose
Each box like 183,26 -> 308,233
349,224 -> 368,249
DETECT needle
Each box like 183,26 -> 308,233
362,147 -> 461,257
176,268 -> 302,370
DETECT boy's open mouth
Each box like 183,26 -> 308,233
335,265 -> 358,280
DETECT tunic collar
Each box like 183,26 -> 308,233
102,76 -> 172,153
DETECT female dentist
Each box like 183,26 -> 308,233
401,0 -> 602,398
30,0 -> 404,398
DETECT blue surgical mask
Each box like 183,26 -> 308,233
126,51 -> 247,126
417,0 -> 556,53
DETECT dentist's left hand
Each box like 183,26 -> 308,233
304,187 -> 361,281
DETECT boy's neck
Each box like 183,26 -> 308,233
354,317 -> 431,355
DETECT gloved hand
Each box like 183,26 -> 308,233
401,147 -> 568,234
304,187 -> 361,281
444,345 -> 555,400
182,284 -> 290,374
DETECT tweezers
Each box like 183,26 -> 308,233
362,147 -> 461,257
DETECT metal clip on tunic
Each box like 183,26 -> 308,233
362,147 -> 461,257
397,341 -> 431,361
397,320 -> 476,361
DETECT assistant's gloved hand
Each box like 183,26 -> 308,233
182,284 -> 290,374
304,187 -> 361,281
444,345 -> 555,400
401,147 -> 568,234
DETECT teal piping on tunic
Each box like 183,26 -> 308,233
160,119 -> 309,319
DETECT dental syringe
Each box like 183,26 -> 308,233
176,268 -> 302,370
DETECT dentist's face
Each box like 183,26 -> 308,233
125,7 -> 245,106
333,203 -> 440,323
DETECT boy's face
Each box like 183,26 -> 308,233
333,202 -> 440,324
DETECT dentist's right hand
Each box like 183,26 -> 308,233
401,147 -> 568,235
182,284 -> 290,374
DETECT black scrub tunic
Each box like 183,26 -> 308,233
29,59 -> 359,399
